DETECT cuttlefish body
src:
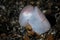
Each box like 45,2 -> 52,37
19,5 -> 51,34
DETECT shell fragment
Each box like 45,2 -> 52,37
19,5 -> 51,34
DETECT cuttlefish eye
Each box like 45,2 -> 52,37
19,5 -> 51,34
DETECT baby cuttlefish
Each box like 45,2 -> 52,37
19,5 -> 51,35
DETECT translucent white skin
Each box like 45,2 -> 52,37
19,5 -> 51,34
